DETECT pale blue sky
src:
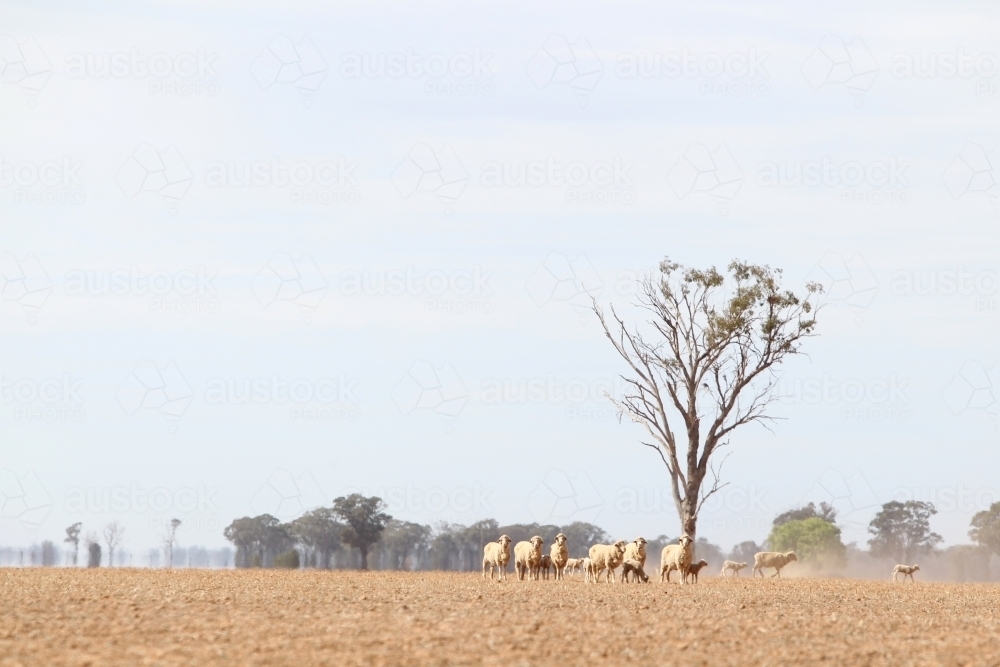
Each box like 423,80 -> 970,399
2,0 -> 999,554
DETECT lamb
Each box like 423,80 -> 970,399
752,551 -> 797,578
892,564 -> 920,582
588,540 -> 628,583
659,535 -> 694,584
550,533 -> 569,580
721,560 -> 748,577
581,557 -> 592,582
514,536 -> 544,581
482,535 -> 512,581
539,554 -> 552,580
564,558 -> 584,575
620,558 -> 649,583
686,559 -> 709,583
622,536 -> 648,568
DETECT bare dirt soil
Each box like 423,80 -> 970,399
2,568 -> 1000,666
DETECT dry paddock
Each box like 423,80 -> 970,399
3,569 -> 1000,667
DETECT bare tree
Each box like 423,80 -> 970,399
594,258 -> 821,540
103,521 -> 124,567
163,518 -> 181,568
64,522 -> 82,566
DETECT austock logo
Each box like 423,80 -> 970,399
251,35 -> 327,101
1,155 -> 85,205
526,252 -> 602,321
251,252 -> 328,323
806,252 -> 878,321
667,143 -> 743,214
64,47 -> 220,96
0,35 -> 51,101
116,144 -> 194,212
0,251 -> 52,323
526,35 -> 602,105
801,34 -> 878,105
391,143 -> 469,212
0,469 -> 51,529
391,360 -> 468,423
116,360 -> 193,428
526,469 -> 602,523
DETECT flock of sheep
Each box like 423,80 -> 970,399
483,534 -> 921,583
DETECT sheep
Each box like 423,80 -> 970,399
482,535 -> 512,581
620,558 -> 649,583
892,564 -> 920,582
550,533 -> 569,580
659,535 -> 694,584
721,560 -> 748,577
588,540 -> 628,583
514,536 -> 544,581
622,536 -> 648,568
752,551 -> 797,578
581,557 -> 593,582
686,559 -> 709,583
564,558 -> 584,575
539,554 -> 553,580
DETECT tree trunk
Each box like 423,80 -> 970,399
359,545 -> 369,570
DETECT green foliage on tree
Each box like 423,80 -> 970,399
274,549 -> 301,569
381,520 -> 432,570
728,541 -> 761,563
223,514 -> 291,568
868,500 -> 942,562
769,517 -> 845,568
87,542 -> 102,568
773,502 -> 837,527
969,501 -> 1000,555
286,508 -> 344,569
332,494 -> 392,570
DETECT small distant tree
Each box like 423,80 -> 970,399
773,502 -> 837,527
103,521 -> 124,567
769,517 -> 845,568
969,502 -> 1000,556
87,541 -> 102,568
163,519 -> 181,569
728,540 -> 761,563
381,520 -> 432,569
332,494 -> 392,570
64,522 -> 82,566
868,500 -> 942,563
41,541 -> 57,566
274,549 -> 301,569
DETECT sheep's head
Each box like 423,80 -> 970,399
787,551 -> 798,562
912,565 -> 920,571
499,535 -> 511,548
555,533 -> 567,545
678,535 -> 693,548
613,540 -> 627,554
634,536 -> 647,547
695,559 -> 708,569
738,562 -> 747,568
530,536 -> 543,549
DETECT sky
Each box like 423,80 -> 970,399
2,0 -> 999,556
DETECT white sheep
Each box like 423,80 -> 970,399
550,533 -> 569,580
752,551 -> 797,578
620,558 -> 649,583
622,536 -> 648,568
721,560 -> 748,577
659,535 -> 694,584
564,558 -> 584,575
588,540 -> 627,583
581,557 -> 592,581
514,536 -> 544,581
686,559 -> 709,583
892,564 -> 920,582
482,535 -> 512,581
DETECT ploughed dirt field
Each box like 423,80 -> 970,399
3,569 -> 1000,667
